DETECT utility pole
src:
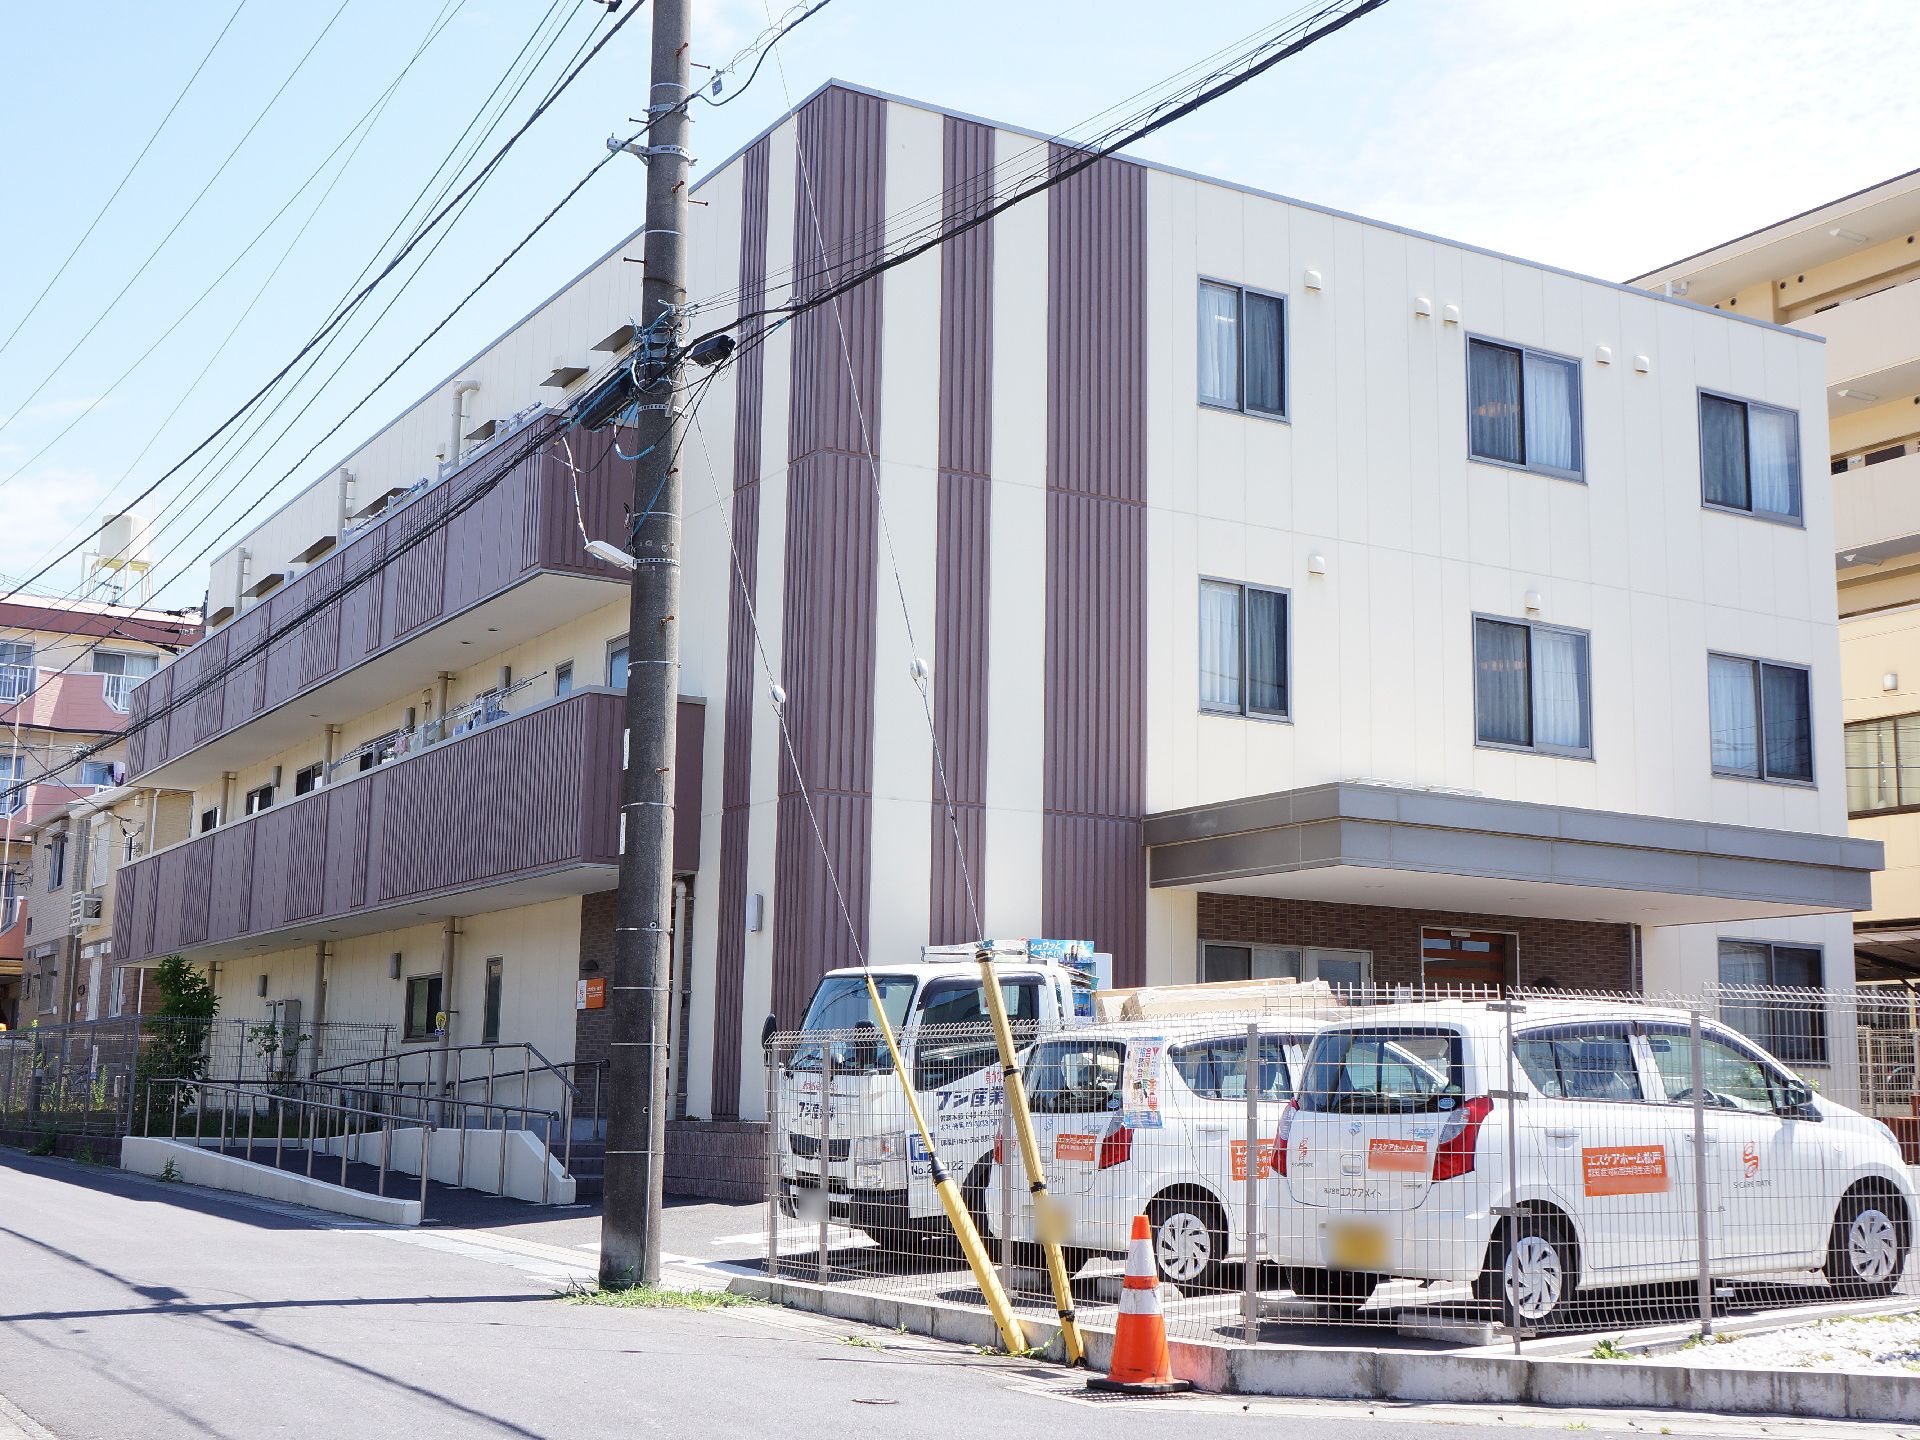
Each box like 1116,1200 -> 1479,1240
600,0 -> 692,1290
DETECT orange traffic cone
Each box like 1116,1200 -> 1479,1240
1088,1214 -> 1191,1395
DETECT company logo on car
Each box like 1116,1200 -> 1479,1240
1734,1140 -> 1771,1189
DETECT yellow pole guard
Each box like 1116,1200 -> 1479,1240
861,974 -> 1029,1356
976,948 -> 1087,1366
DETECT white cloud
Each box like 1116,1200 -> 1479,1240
0,465 -> 116,596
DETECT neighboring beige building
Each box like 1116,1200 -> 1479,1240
1633,170 -> 1920,985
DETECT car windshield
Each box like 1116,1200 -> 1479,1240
789,974 -> 917,1073
1297,1027 -> 1465,1113
1025,1039 -> 1126,1115
912,977 -> 1041,1090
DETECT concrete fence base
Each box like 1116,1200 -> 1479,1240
730,1272 -> 1920,1424
121,1137 -> 421,1225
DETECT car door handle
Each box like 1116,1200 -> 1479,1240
1545,1128 -> 1578,1140
1683,1135 -> 1717,1148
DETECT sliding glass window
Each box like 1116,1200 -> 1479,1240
1467,337 -> 1583,480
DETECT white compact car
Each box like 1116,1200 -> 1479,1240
1269,1001 -> 1916,1326
985,1020 -> 1313,1290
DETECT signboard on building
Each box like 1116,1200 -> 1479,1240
577,977 -> 607,1011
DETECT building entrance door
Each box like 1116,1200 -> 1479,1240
1419,927 -> 1515,992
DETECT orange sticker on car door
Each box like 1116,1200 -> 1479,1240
1231,1140 -> 1277,1182
1582,1144 -> 1669,1196
1055,1133 -> 1098,1164
1366,1137 -> 1429,1173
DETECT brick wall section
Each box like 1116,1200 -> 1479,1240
1194,894 -> 1635,991
574,889 -> 615,1071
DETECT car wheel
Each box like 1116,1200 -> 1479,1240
1825,1192 -> 1907,1298
1149,1195 -> 1226,1293
1480,1215 -> 1577,1328
1286,1266 -> 1376,1315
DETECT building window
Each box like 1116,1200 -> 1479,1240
0,640 -> 32,701
1199,942 -> 1371,990
482,956 -> 504,1045
1709,653 -> 1812,783
244,783 -> 274,816
403,975 -> 443,1043
77,760 -> 116,788
1467,337 -> 1582,479
199,806 -> 220,834
554,661 -> 574,697
1197,280 -> 1286,419
1700,391 -> 1801,521
46,834 -> 66,892
1717,939 -> 1825,1064
1199,580 -> 1288,719
608,638 -> 629,689
1473,617 -> 1592,757
1845,714 -> 1920,815
294,763 -> 323,796
1,868 -> 19,931
0,754 -> 20,818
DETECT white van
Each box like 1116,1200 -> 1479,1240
776,943 -> 1097,1248
985,1019 -> 1316,1291
1270,1001 -> 1916,1325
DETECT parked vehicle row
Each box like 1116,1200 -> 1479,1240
776,959 -> 1915,1329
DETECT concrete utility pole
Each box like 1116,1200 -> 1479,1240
601,0 -> 692,1290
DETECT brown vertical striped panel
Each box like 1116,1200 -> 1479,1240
709,136 -> 771,1118
209,824 -> 255,942
384,485 -> 451,642
928,115 -> 996,945
770,87 -> 886,1029
1043,148 -> 1147,984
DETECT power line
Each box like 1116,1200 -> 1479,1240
0,0 -> 644,620
0,0 -> 250,365
0,0 -> 355,454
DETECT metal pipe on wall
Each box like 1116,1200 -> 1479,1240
448,380 -> 479,464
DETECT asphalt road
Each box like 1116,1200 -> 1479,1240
0,1151 -> 1908,1440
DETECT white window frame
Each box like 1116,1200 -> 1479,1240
1471,614 -> 1594,760
1465,334 -> 1585,482
608,636 -> 629,689
1698,388 -> 1803,524
1196,279 -> 1289,421
0,640 -> 33,702
1708,651 -> 1814,786
1198,578 -> 1291,722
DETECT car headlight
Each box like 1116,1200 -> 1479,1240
852,1132 -> 908,1164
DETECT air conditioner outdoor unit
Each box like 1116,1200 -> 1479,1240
69,893 -> 103,924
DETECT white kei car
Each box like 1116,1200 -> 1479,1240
1269,1001 -> 1916,1326
985,1020 -> 1313,1291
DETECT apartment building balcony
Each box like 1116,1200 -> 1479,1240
123,416 -> 634,790
1800,275 -> 1920,420
111,687 -> 703,966
1835,448 -> 1920,565
0,667 -> 142,735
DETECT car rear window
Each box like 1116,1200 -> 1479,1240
1024,1039 -> 1126,1115
1297,1027 -> 1465,1113
1170,1035 -> 1296,1101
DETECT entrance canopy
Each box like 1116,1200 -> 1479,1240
1144,782 -> 1880,927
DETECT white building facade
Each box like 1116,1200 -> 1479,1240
112,84 -> 1876,1173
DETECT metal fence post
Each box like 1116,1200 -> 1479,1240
999,1078 -> 1015,1301
817,1043 -> 833,1284
1690,1009 -> 1712,1338
765,1046 -> 781,1282
1503,998 -> 1522,1354
1243,1019 -> 1260,1340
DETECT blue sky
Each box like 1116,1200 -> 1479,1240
1,0 -> 1916,607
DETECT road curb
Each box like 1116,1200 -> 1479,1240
730,1272 -> 1920,1422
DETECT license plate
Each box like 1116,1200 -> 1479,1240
1328,1220 -> 1388,1271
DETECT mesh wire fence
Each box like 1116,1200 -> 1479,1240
760,982 -> 1919,1349
0,1017 -> 395,1138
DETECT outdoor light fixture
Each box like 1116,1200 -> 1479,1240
584,538 -> 637,571
1838,387 -> 1881,403
1829,227 -> 1869,244
746,893 -> 766,933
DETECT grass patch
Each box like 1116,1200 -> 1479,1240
1589,1338 -> 1631,1360
563,1281 -> 765,1311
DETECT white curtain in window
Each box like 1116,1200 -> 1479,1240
0,755 -> 18,818
1531,627 -> 1589,750
1468,342 -> 1523,464
1197,283 -> 1239,408
1708,654 -> 1759,774
1700,395 -> 1749,509
1847,719 -> 1898,813
1473,618 -> 1530,745
1748,405 -> 1800,517
1760,663 -> 1812,781
1199,582 -> 1241,709
1523,353 -> 1579,473
0,641 -> 29,701
1245,588 -> 1287,715
1243,292 -> 1284,415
